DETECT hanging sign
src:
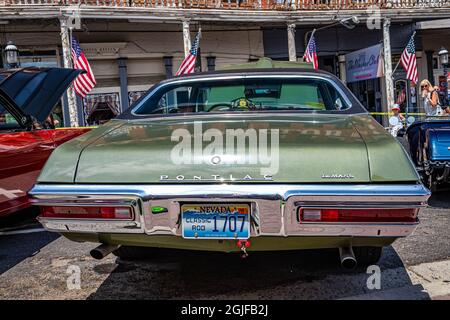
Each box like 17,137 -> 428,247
345,44 -> 383,83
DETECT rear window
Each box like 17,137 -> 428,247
133,78 -> 350,115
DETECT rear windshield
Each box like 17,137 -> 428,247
133,78 -> 350,115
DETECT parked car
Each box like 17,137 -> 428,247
30,59 -> 430,268
0,67 -> 91,217
405,117 -> 450,191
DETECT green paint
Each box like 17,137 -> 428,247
37,113 -> 418,184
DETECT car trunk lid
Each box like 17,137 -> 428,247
74,114 -> 372,183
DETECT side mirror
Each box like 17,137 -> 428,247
389,116 -> 399,126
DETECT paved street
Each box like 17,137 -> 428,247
0,192 -> 449,300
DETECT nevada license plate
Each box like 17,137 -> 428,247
181,203 -> 250,239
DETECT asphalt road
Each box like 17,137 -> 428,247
0,192 -> 449,300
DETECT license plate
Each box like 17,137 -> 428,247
181,203 -> 250,239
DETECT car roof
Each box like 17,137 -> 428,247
118,65 -> 366,119
164,57 -> 328,83
163,68 -> 336,84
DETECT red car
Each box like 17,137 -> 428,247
0,67 -> 90,217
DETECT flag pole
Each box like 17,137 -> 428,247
392,59 -> 401,76
306,29 -> 316,49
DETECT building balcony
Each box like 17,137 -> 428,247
2,0 -> 449,10
1,0 -> 449,24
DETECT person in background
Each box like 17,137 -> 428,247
420,79 -> 439,116
437,79 -> 450,115
51,113 -> 61,127
389,104 -> 405,137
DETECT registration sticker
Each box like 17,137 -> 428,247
181,203 -> 250,239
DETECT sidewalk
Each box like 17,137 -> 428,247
342,259 -> 450,300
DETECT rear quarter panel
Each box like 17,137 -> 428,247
428,129 -> 450,161
0,130 -> 54,216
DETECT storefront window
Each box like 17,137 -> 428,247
83,93 -> 120,126
347,78 -> 382,123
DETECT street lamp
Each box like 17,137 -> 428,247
5,41 -> 19,68
438,47 -> 449,66
339,16 -> 360,30
304,16 -> 359,48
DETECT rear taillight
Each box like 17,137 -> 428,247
39,206 -> 133,220
298,208 -> 418,223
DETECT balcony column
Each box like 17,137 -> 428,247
287,23 -> 297,62
207,56 -> 216,71
182,20 -> 191,58
163,56 -> 174,78
117,57 -> 128,112
383,18 -> 394,125
60,17 -> 79,127
338,55 -> 346,84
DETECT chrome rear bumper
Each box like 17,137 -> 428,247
30,183 -> 430,238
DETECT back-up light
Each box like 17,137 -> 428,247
39,206 -> 132,220
298,208 -> 418,223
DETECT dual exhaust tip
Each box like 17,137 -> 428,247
339,246 -> 357,270
90,243 -> 120,260
90,243 -> 358,270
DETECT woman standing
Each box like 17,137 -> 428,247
420,79 -> 439,116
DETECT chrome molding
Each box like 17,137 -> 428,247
37,217 -> 143,234
30,183 -> 430,203
37,218 -> 417,238
288,222 -> 418,237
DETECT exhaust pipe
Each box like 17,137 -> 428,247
90,244 -> 120,260
339,246 -> 357,270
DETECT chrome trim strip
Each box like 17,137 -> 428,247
289,222 -> 418,237
130,74 -> 354,116
30,183 -> 430,203
293,202 -> 424,208
123,111 -> 370,124
37,216 -> 417,238
37,217 -> 143,234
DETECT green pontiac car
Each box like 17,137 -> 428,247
30,59 -> 430,269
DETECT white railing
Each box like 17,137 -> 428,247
3,0 -> 449,9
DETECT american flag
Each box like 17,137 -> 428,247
176,30 -> 201,76
396,89 -> 406,105
303,33 -> 318,70
400,33 -> 418,84
71,38 -> 96,98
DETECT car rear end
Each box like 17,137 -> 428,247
29,69 -> 431,267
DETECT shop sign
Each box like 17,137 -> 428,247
345,44 -> 383,83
